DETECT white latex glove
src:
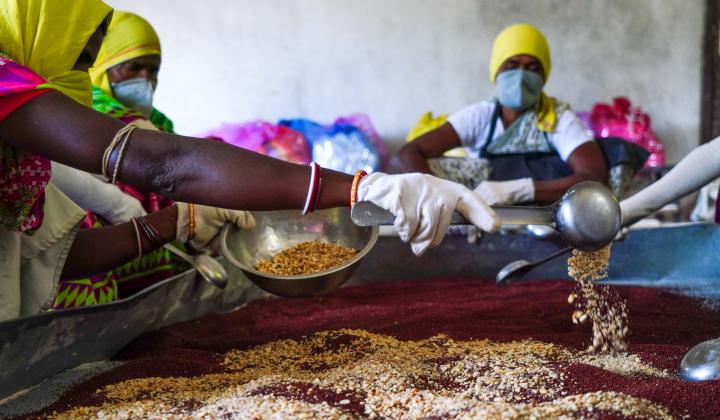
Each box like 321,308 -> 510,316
50,162 -> 146,224
176,203 -> 256,251
621,136 -> 720,225
357,173 -> 499,256
473,178 -> 535,206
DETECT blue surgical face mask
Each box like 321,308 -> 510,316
111,78 -> 156,118
495,69 -> 544,111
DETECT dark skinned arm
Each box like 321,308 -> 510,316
397,121 -> 607,203
60,206 -> 178,280
0,92 -> 353,210
397,123 -> 462,173
532,142 -> 608,203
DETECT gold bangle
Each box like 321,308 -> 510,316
188,204 -> 196,241
350,170 -> 368,207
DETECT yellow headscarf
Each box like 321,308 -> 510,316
489,23 -> 557,132
0,0 -> 112,106
90,11 -> 161,97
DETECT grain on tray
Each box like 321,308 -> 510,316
51,329 -> 674,419
567,245 -> 629,354
255,241 -> 360,276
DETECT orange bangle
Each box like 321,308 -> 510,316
350,170 -> 368,207
188,203 -> 196,241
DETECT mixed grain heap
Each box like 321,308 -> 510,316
51,330 -> 674,419
255,241 -> 360,276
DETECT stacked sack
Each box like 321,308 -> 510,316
202,114 -> 385,174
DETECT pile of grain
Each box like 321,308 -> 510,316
255,241 -> 360,276
567,245 -> 629,353
51,330 -> 673,419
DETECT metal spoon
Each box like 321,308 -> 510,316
352,181 -> 621,252
680,338 -> 720,381
164,244 -> 228,289
495,247 -> 571,286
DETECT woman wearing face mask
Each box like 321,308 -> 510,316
398,23 -> 607,205
0,0 -> 499,321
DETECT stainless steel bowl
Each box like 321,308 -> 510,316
219,208 -> 379,298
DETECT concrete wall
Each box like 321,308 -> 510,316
107,0 -> 704,163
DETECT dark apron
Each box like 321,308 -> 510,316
482,101 -> 650,181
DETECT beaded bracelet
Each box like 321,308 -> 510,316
188,204 -> 196,241
350,170 -> 368,207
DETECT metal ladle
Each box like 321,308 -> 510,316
680,338 -> 720,381
352,181 -> 621,252
164,244 -> 228,289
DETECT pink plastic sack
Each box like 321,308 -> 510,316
200,121 -> 311,164
587,97 -> 665,168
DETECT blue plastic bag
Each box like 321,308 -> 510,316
279,118 -> 380,174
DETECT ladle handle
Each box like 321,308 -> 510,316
351,202 -> 554,227
164,244 -> 195,265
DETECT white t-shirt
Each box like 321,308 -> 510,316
447,100 -> 593,161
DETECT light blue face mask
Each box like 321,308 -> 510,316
111,78 -> 156,118
495,69 -> 544,111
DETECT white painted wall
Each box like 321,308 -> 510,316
107,0 -> 704,162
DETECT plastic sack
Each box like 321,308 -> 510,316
200,121 -> 311,164
586,97 -> 665,168
406,112 -> 467,158
335,113 -> 388,167
279,118 -> 381,174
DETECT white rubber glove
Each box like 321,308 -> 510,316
621,137 -> 720,225
176,203 -> 256,251
474,178 -> 535,206
357,173 -> 499,256
50,162 -> 146,224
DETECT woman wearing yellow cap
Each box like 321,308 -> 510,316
398,23 -> 607,205
0,0 -> 499,321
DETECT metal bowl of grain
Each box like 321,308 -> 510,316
219,208 -> 379,298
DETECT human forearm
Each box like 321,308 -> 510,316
397,143 -> 432,173
61,206 -> 177,280
116,131 -> 353,210
0,92 -> 353,211
621,137 -> 720,225
397,123 -> 462,174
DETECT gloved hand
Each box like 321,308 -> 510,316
176,203 -> 256,251
621,136 -> 720,225
51,162 -> 146,224
357,173 -> 499,256
473,178 -> 535,206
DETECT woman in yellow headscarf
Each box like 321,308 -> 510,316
50,12 -> 187,307
0,0 -> 499,321
90,11 -> 173,132
398,23 -> 607,206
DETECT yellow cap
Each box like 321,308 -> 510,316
90,11 -> 161,96
489,23 -> 551,83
